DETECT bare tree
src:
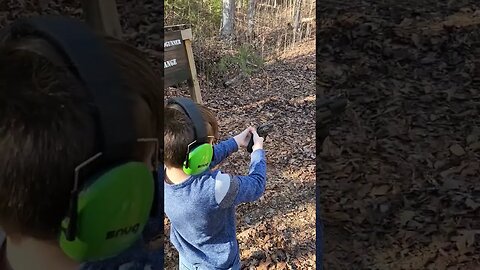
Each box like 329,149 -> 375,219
247,0 -> 256,37
292,0 -> 302,43
220,0 -> 236,40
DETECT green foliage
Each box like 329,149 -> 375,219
217,45 -> 264,76
166,0 -> 278,82
165,0 -> 222,38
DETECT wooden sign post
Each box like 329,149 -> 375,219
81,0 -> 122,39
79,4 -> 202,103
165,25 -> 203,104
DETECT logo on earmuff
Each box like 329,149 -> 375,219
105,223 -> 140,240
197,162 -> 209,168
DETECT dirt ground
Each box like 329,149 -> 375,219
318,1 -> 480,269
165,39 -> 316,269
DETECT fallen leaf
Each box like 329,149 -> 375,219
257,262 -> 269,270
370,185 -> 391,196
400,210 -> 416,226
450,144 -> 466,156
466,134 -> 478,144
442,178 -> 463,190
465,198 -> 480,210
276,262 -> 287,270
467,142 -> 480,151
452,230 -> 479,254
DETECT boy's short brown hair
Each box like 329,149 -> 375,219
164,103 -> 218,168
0,36 -> 162,240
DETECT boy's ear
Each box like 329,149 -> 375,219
206,123 -> 214,137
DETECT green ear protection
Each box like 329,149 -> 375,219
3,16 -> 159,261
167,97 -> 214,175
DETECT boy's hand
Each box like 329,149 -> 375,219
251,130 -> 264,152
247,123 -> 272,153
234,127 -> 255,148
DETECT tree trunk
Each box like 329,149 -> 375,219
247,0 -> 256,37
292,0 -> 302,44
220,0 -> 236,40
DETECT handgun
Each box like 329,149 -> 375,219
247,123 -> 273,153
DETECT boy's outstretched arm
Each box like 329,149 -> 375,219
209,137 -> 238,169
209,127 -> 254,169
214,148 -> 267,207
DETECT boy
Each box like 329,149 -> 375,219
0,17 -> 163,269
164,99 -> 267,270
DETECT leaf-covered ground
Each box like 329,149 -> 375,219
318,1 -> 480,269
165,39 -> 316,269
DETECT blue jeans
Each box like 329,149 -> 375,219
179,255 -> 241,270
317,212 -> 324,270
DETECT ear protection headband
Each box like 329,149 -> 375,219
1,16 -> 159,261
167,97 -> 213,175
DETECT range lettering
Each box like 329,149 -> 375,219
164,59 -> 178,69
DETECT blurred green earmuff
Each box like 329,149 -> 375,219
3,16 -> 159,261
59,161 -> 154,261
167,97 -> 213,175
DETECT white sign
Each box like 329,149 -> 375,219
164,59 -> 178,69
164,39 -> 182,48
